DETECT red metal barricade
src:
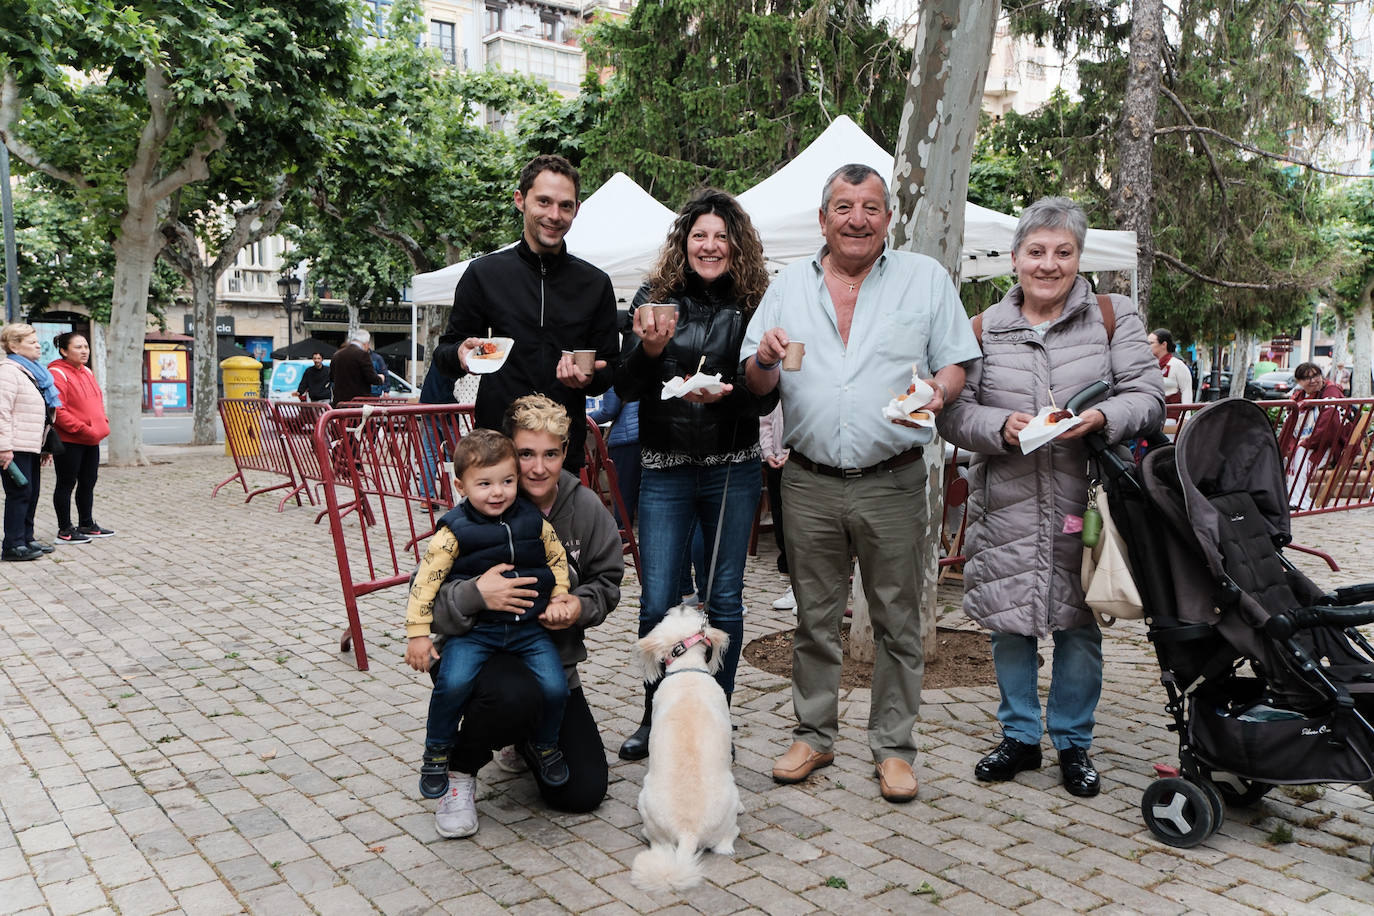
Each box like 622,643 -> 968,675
213,398 -> 300,506
580,418 -> 641,578
313,403 -> 475,670
268,400 -> 333,512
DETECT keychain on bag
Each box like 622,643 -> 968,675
1082,479 -> 1102,548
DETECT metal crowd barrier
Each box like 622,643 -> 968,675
213,398 -> 300,506
312,403 -> 475,670
580,417 -> 641,577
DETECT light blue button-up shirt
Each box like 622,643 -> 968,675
741,246 -> 981,469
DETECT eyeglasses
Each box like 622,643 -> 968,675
1296,373 -> 1320,382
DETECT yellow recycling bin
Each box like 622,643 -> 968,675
220,355 -> 264,456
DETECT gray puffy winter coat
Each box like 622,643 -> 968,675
936,277 -> 1164,637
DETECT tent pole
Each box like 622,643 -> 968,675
410,300 -> 418,387
1131,269 -> 1139,311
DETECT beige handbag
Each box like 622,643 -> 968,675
1080,484 -> 1145,626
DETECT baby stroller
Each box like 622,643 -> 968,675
1086,395 -> 1374,855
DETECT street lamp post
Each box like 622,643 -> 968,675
277,270 -> 302,356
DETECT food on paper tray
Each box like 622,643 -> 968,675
467,337 -> 514,374
661,371 -> 726,399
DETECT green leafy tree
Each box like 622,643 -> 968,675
581,0 -> 910,203
991,0 -> 1369,372
1330,181 -> 1374,396
299,0 -> 539,348
0,0 -> 354,463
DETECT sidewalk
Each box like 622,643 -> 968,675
0,450 -> 1371,915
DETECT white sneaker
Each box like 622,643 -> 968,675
772,586 -> 796,610
435,772 -> 478,838
493,744 -> 527,774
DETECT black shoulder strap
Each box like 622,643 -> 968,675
971,293 -> 1116,351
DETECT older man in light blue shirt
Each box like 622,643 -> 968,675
742,163 -> 980,802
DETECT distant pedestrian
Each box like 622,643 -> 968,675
330,330 -> 384,406
370,349 -> 388,397
1,323 -> 58,561
295,352 -> 332,402
1147,328 -> 1193,405
48,333 -> 114,544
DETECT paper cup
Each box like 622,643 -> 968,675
782,341 -> 806,371
573,349 -> 596,373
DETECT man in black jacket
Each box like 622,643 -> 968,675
330,330 -> 384,406
432,154 -> 617,470
295,352 -> 332,402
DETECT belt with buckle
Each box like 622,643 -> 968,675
791,446 -> 924,480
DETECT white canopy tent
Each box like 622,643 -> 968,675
738,115 -> 1138,281
409,116 -> 1139,309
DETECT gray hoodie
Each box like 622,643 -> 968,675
432,469 -> 624,689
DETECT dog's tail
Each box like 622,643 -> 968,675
631,837 -> 702,893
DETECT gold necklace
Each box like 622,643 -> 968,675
825,258 -> 871,292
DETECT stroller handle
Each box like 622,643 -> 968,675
1265,605 -> 1374,641
1065,380 -> 1111,415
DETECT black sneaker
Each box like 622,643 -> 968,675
1,544 -> 45,561
56,527 -> 91,545
419,747 -> 450,799
526,743 -> 569,787
76,522 -> 115,538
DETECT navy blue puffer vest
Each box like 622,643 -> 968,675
440,497 -> 555,620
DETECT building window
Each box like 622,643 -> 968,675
360,0 -> 392,36
486,1 -> 506,35
228,271 -> 243,294
430,20 -> 456,65
540,12 -> 560,43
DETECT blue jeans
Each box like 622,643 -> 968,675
427,621 -> 567,750
990,626 -> 1102,750
638,460 -> 761,696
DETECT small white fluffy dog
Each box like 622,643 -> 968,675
630,604 -> 742,893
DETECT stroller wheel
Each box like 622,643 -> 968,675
1206,770 -> 1274,807
1195,778 -> 1226,833
1142,778 -> 1215,848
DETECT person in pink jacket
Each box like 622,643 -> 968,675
47,332 -> 114,544
1,323 -> 57,560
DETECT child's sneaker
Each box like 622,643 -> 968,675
493,744 -> 527,774
434,772 -> 478,838
525,743 -> 569,787
55,527 -> 90,545
419,746 -> 450,799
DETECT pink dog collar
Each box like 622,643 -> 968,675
669,632 -> 711,659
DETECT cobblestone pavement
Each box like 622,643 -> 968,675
1,447 -> 1373,915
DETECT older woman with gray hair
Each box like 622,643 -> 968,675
937,196 -> 1163,798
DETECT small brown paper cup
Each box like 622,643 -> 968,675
782,341 -> 806,371
573,349 -> 596,373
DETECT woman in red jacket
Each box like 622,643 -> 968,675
47,333 -> 113,544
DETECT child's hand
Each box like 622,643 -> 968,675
405,636 -> 439,672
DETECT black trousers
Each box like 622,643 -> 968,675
766,461 -> 788,574
52,442 -> 100,530
2,452 -> 40,551
440,652 -> 608,813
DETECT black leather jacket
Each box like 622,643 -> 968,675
616,274 -> 777,461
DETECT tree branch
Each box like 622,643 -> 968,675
0,72 -> 93,189
1153,124 -> 1374,178
1158,85 -> 1229,215
1153,249 -> 1302,290
310,184 -> 436,274
210,175 -> 292,277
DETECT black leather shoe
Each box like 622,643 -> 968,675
618,723 -> 650,760
974,737 -> 1042,782
1,544 -> 45,562
28,540 -> 55,554
1059,746 -> 1101,797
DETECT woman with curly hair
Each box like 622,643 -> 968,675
614,188 -> 776,760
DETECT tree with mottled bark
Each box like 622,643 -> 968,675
1108,0 -> 1162,320
871,0 -> 997,666
0,0 -> 354,464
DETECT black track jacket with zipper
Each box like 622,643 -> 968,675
433,238 -> 618,470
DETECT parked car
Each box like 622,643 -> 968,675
1247,369 -> 1297,400
1197,371 -> 1232,402
266,358 -> 419,402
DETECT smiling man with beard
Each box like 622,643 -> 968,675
433,155 -> 618,471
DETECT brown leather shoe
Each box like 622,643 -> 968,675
772,741 -> 834,784
875,757 -> 919,802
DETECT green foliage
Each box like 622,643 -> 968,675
581,0 -> 909,204
1329,180 -> 1374,312
296,0 -> 538,290
15,179 -> 182,323
978,0 -> 1367,346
